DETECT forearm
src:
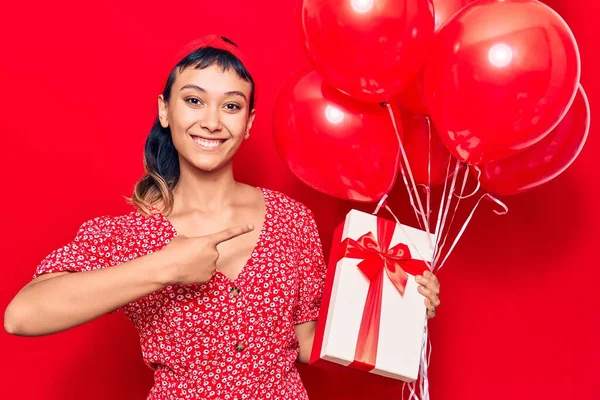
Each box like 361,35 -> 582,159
296,321 -> 317,363
4,251 -> 169,337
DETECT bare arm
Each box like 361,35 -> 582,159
295,321 -> 317,363
293,209 -> 325,364
4,252 -> 168,337
4,224 -> 254,337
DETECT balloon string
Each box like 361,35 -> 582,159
424,116 -> 432,227
397,116 -> 436,400
432,153 -> 455,250
384,107 -> 403,197
419,323 -> 431,400
372,194 -> 389,215
433,162 -> 470,268
436,192 -> 508,272
386,104 -> 425,231
454,165 -> 481,199
385,103 -> 433,245
432,159 -> 460,265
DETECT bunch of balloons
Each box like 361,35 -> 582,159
273,0 -> 588,201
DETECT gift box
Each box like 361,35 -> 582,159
310,209 -> 435,381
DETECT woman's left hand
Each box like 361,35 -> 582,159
416,271 -> 440,319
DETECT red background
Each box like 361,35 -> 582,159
1,1 -> 598,399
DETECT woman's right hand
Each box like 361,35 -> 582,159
157,224 -> 255,286
4,223 -> 254,337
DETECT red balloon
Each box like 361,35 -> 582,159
398,68 -> 428,116
300,0 -> 435,103
425,0 -> 581,165
400,108 -> 453,186
273,69 -> 401,202
433,0 -> 475,31
480,85 -> 589,196
398,0 -> 476,115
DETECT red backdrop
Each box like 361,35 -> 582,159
0,1 -> 598,399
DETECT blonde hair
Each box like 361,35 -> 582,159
126,156 -> 175,217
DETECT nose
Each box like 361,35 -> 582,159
200,105 -> 222,133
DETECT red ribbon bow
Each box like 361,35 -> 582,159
338,216 -> 428,372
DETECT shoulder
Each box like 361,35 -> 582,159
74,209 -> 175,241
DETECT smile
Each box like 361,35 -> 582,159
191,135 -> 227,151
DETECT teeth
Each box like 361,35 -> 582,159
193,137 -> 224,148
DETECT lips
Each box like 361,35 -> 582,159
191,135 -> 227,150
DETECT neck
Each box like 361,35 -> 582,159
172,159 -> 240,213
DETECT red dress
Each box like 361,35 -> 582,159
33,188 -> 327,400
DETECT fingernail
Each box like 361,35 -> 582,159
424,271 -> 431,277
416,275 -> 423,282
248,224 -> 254,230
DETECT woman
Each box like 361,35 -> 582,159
4,35 -> 441,399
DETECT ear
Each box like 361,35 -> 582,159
158,94 -> 169,128
245,109 -> 256,139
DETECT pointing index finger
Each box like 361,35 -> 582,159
208,224 -> 255,244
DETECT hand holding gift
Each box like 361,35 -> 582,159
416,271 -> 441,319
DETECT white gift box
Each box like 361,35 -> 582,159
311,209 -> 435,381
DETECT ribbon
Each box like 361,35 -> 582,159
338,216 -> 428,371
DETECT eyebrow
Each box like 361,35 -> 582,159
180,84 -> 248,101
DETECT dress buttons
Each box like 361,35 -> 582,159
230,286 -> 240,297
235,341 -> 247,352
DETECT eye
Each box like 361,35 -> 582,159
224,103 -> 241,111
185,97 -> 204,106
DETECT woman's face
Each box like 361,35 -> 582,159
158,64 -> 255,173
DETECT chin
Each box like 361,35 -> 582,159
190,158 -> 230,173
177,145 -> 235,173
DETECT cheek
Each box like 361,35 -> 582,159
170,107 -> 197,132
170,131 -> 187,154
223,114 -> 249,136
